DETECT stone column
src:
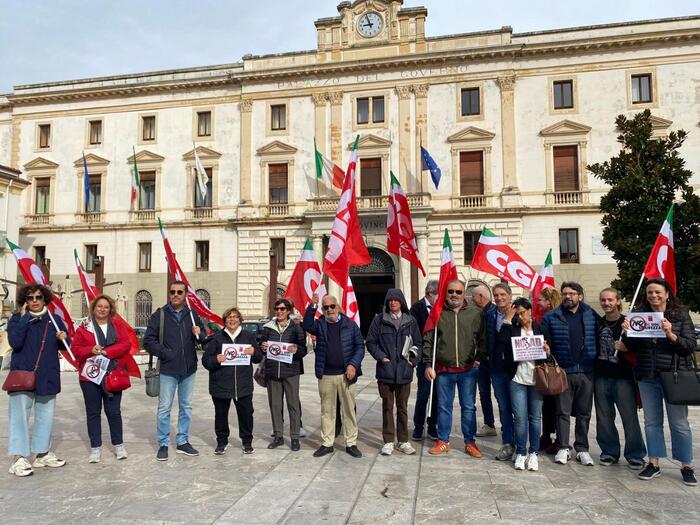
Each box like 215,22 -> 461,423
413,84 -> 429,194
328,92 -> 344,167
312,93 -> 329,198
497,76 -> 521,206
239,99 -> 253,205
312,235 -> 324,265
396,85 -> 412,189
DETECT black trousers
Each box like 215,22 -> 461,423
212,395 -> 254,446
79,380 -> 123,448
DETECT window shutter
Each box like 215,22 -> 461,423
268,163 -> 288,189
553,146 -> 579,191
360,158 -> 382,196
459,151 -> 484,195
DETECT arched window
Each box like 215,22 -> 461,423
195,289 -> 211,308
135,290 -> 153,327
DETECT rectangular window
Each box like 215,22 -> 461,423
138,242 -> 152,272
86,175 -> 101,212
360,157 -> 382,196
464,232 -> 479,265
356,96 -> 384,125
195,241 -> 209,271
631,74 -> 652,104
89,120 -> 102,145
459,151 -> 484,196
34,177 -> 50,214
142,116 -> 156,141
270,104 -> 286,131
139,171 -> 156,210
34,246 -> 46,268
197,111 -> 212,136
85,244 -> 98,272
372,96 -> 385,123
553,80 -> 574,109
38,124 -> 51,149
460,87 -> 480,116
193,167 -> 213,208
559,229 -> 579,263
553,145 -> 579,192
270,238 -> 286,270
268,163 -> 288,204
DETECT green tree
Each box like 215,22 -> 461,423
588,109 -> 700,311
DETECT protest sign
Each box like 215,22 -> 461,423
267,342 -> 294,364
511,335 -> 547,362
221,344 -> 252,366
625,312 -> 665,338
81,355 -> 111,385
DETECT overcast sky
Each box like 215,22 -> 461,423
1,0 -> 698,94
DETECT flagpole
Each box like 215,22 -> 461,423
615,272 -> 646,357
426,327 -> 438,418
46,310 -> 76,363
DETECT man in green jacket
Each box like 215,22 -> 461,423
423,279 -> 486,457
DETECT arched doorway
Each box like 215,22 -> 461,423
135,290 -> 153,327
350,247 -> 395,336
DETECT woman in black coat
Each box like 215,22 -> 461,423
622,278 -> 697,486
202,307 -> 261,455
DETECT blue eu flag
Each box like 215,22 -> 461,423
420,146 -> 441,189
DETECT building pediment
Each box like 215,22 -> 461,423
348,134 -> 392,150
256,141 -> 298,156
650,115 -> 672,130
447,126 -> 496,143
540,120 -> 591,137
24,157 -> 59,171
127,150 -> 165,164
182,146 -> 222,161
73,153 -> 110,167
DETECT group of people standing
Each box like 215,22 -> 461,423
4,277 -> 697,488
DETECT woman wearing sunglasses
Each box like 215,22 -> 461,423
6,284 -> 68,477
260,299 -> 307,451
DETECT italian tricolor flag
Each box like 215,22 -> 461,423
314,143 -> 344,190
532,249 -> 555,322
642,204 -> 676,294
423,229 -> 458,334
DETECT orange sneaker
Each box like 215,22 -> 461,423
464,443 -> 482,458
429,440 -> 451,455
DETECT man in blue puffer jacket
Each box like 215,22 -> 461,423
541,281 -> 599,467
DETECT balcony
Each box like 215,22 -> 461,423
308,192 -> 430,212
76,212 -> 104,224
453,195 -> 486,209
261,203 -> 290,217
185,207 -> 215,220
130,209 -> 157,222
553,191 -> 583,205
25,213 -> 53,226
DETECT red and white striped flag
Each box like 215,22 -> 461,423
342,275 -> 360,328
642,204 -> 676,294
387,171 -> 425,276
423,230 -> 459,334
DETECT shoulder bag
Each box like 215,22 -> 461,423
533,354 -> 569,396
144,309 -> 163,397
659,352 -> 700,406
2,322 -> 49,392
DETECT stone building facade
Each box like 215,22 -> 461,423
1,1 -> 699,327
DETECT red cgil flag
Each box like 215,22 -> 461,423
471,228 -> 538,291
642,204 -> 676,294
387,171 -> 426,277
342,275 -> 360,328
284,239 -> 323,315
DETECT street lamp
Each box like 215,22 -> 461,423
268,248 -> 277,319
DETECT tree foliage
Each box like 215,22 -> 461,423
588,110 -> 700,311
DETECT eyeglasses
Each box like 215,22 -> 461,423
322,304 -> 337,311
169,290 -> 185,296
446,289 -> 463,295
274,307 -> 288,311
26,294 -> 44,301
562,292 -> 579,297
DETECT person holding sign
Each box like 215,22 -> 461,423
72,295 -> 132,463
622,279 -> 697,486
202,307 -> 260,455
498,298 -> 549,471
260,299 -> 307,452
6,285 -> 68,477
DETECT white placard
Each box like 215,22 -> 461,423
511,335 -> 547,362
267,342 -> 294,364
625,312 -> 665,338
221,344 -> 251,366
81,355 -> 111,385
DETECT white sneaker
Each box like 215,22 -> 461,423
396,442 -> 416,455
514,454 -> 526,470
380,442 -> 395,456
475,424 -> 497,437
299,426 -> 307,438
576,451 -> 595,466
115,444 -> 128,460
526,453 -> 539,471
32,451 -> 66,468
8,457 -> 33,477
554,449 -> 571,465
89,447 -> 102,464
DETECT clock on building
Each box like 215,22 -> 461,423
357,12 -> 383,38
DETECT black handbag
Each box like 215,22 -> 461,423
659,352 -> 700,406
145,309 -> 164,398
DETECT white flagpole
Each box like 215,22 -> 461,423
615,272 -> 646,356
426,327 -> 438,418
46,309 -> 76,363
185,295 -> 197,327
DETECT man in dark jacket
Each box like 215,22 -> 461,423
471,285 -> 498,438
541,281 -> 598,467
144,281 -> 207,461
303,294 -> 365,458
409,279 -> 438,441
367,288 -> 422,456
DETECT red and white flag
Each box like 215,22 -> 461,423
642,204 -> 676,294
531,249 -> 555,323
387,172 -> 425,277
471,228 -> 538,291
285,239 -> 323,314
342,275 -> 360,328
158,219 -> 224,326
323,135 -> 370,286
6,239 -> 77,367
423,230 -> 459,334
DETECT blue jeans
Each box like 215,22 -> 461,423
8,392 -> 56,457
413,362 -> 438,436
638,377 -> 693,464
436,368 -> 478,444
157,372 -> 196,447
594,376 -> 646,463
477,365 -> 495,427
491,371 -> 514,445
509,381 -> 543,455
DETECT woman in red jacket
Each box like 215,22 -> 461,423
73,295 -> 131,463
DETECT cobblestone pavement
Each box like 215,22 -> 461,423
1,358 -> 699,524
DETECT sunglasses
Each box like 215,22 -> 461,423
169,290 -> 185,296
26,294 -> 44,301
446,289 -> 463,295
274,307 -> 288,311
322,304 -> 337,311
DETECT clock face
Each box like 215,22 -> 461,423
357,12 -> 383,38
